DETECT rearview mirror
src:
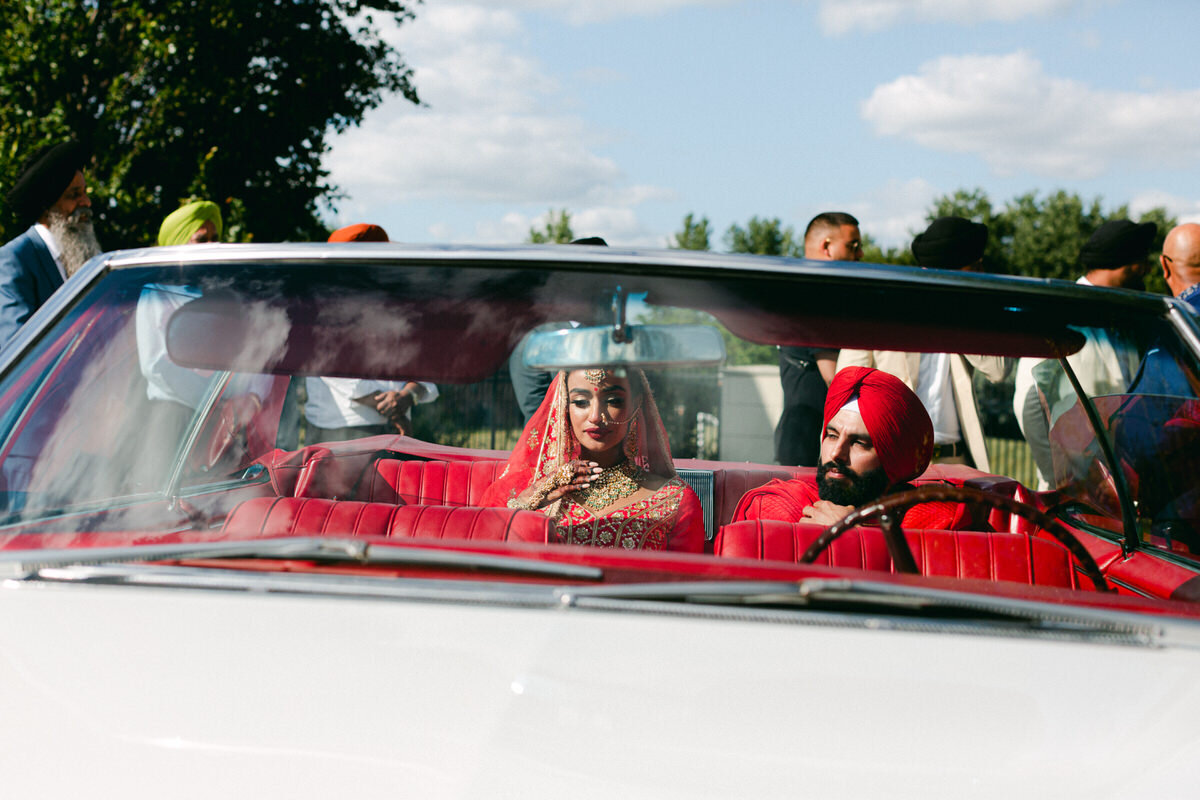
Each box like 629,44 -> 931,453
523,324 -> 726,370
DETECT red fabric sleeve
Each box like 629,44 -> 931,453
731,478 -> 820,523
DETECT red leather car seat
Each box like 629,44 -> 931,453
713,519 -> 1080,589
222,496 -> 552,543
354,459 -> 509,506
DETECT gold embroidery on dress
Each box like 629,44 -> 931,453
557,478 -> 687,551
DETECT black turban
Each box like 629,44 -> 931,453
911,216 -> 988,269
1079,219 -> 1157,269
5,140 -> 89,226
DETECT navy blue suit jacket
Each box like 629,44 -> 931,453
0,226 -> 63,348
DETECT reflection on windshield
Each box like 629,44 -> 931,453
0,260 -> 1195,564
1022,322 -> 1200,549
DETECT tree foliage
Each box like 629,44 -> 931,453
0,0 -> 420,246
723,216 -> 801,257
527,209 -> 574,243
671,212 -> 711,251
860,232 -> 915,266
928,187 -> 1174,293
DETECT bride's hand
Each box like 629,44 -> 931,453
514,460 -> 601,509
544,460 -> 603,504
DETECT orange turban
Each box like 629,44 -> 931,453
328,223 -> 389,242
824,366 -> 933,485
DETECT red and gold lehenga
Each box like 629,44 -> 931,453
481,370 -> 705,553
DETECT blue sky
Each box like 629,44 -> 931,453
323,0 -> 1200,249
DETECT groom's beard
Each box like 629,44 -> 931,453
46,206 -> 102,276
816,459 -> 890,507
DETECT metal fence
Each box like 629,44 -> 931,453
410,372 -> 1043,491
985,436 -> 1038,488
411,368 -> 720,458
415,370 -> 525,452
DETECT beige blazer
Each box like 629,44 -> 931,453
835,350 -> 1013,473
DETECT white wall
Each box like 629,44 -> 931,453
718,365 -> 783,464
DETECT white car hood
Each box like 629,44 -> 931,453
0,576 -> 1196,798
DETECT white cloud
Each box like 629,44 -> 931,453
326,3 -> 670,211
465,206 -> 662,247
473,211 -> 538,244
329,113 -> 621,205
464,0 -> 736,25
817,0 -> 1083,36
838,178 -> 939,249
861,51 -> 1200,179
1130,190 -> 1200,226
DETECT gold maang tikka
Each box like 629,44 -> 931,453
584,368 -> 608,386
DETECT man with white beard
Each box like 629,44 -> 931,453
0,140 -> 102,346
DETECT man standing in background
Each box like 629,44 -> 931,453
836,217 -> 1012,471
0,139 -> 100,347
774,211 -> 862,466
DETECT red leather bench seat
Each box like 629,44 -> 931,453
355,459 -> 508,505
714,467 -> 803,527
281,455 -> 1039,541
222,496 -> 552,543
357,458 -> 806,527
714,520 -> 1080,589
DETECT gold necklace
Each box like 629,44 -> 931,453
576,460 -> 642,512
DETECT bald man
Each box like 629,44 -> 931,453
1161,223 -> 1200,312
1121,222 -> 1200,400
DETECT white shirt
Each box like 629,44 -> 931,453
305,377 -> 439,429
915,352 -> 961,445
136,284 -> 273,406
136,284 -> 213,406
32,223 -> 67,282
1014,275 -> 1140,429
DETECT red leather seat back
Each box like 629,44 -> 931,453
355,459 -> 508,506
222,497 -> 552,543
714,520 -> 1080,589
712,467 -> 805,527
256,446 -> 386,499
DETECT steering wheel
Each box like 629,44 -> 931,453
798,485 -> 1111,592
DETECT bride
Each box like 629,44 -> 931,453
482,367 -> 705,553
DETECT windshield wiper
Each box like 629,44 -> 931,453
556,578 -> 1166,640
0,537 -> 603,582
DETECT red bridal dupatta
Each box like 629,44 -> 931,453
481,370 -> 705,553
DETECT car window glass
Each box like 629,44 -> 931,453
0,273 -> 284,523
1027,321 -> 1200,551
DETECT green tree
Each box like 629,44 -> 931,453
922,188 -> 1175,291
527,209 -> 574,243
0,1 -> 420,246
671,212 -> 711,251
724,216 -> 801,257
860,232 -> 916,266
1002,190 -> 1107,282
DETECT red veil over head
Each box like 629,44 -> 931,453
481,369 -> 677,510
825,366 -> 933,485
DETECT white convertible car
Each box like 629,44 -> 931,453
0,243 -> 1198,797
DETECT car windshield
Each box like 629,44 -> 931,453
0,248 -> 1197,609
1029,322 -> 1200,550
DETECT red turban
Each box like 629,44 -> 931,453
328,223 -> 389,242
824,366 -> 933,485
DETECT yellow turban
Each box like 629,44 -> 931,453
157,200 -> 223,246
